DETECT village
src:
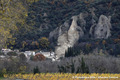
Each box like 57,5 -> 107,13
0,48 -> 57,61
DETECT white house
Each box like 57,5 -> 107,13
1,48 -> 12,55
14,49 -> 19,52
24,51 -> 35,59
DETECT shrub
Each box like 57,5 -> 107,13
0,51 -> 4,55
0,68 -> 7,77
38,37 -> 50,49
7,52 -> 17,56
19,66 -> 27,74
19,53 -> 27,61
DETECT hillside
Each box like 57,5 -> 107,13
1,0 -> 120,76
0,0 -> 120,57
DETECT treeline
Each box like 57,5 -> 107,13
65,37 -> 120,57
1,54 -> 120,77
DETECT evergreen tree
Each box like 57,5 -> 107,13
33,66 -> 40,74
81,57 -> 89,73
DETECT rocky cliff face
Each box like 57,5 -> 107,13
55,15 -> 85,58
49,13 -> 112,58
90,15 -> 112,39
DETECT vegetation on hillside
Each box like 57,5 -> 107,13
0,0 -> 120,52
0,53 -> 120,76
0,0 -> 120,78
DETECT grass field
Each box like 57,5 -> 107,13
3,73 -> 120,80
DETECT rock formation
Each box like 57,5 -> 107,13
49,13 -> 85,58
49,13 -> 112,58
90,15 -> 112,39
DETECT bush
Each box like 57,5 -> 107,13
7,52 -> 17,56
19,53 -> 27,62
19,66 -> 27,74
0,51 -> 4,55
0,68 -> 7,77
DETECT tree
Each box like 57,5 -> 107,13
19,66 -> 27,74
7,52 -> 17,56
33,66 -> 40,74
0,0 -> 29,49
80,57 -> 89,73
58,65 -> 67,73
38,37 -> 49,49
65,47 -> 82,57
70,60 -> 75,73
0,68 -> 7,77
0,0 -> 11,12
19,53 -> 27,62
31,41 -> 39,50
22,41 -> 28,49
33,53 -> 46,61
85,43 -> 92,54
0,27 -> 12,49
